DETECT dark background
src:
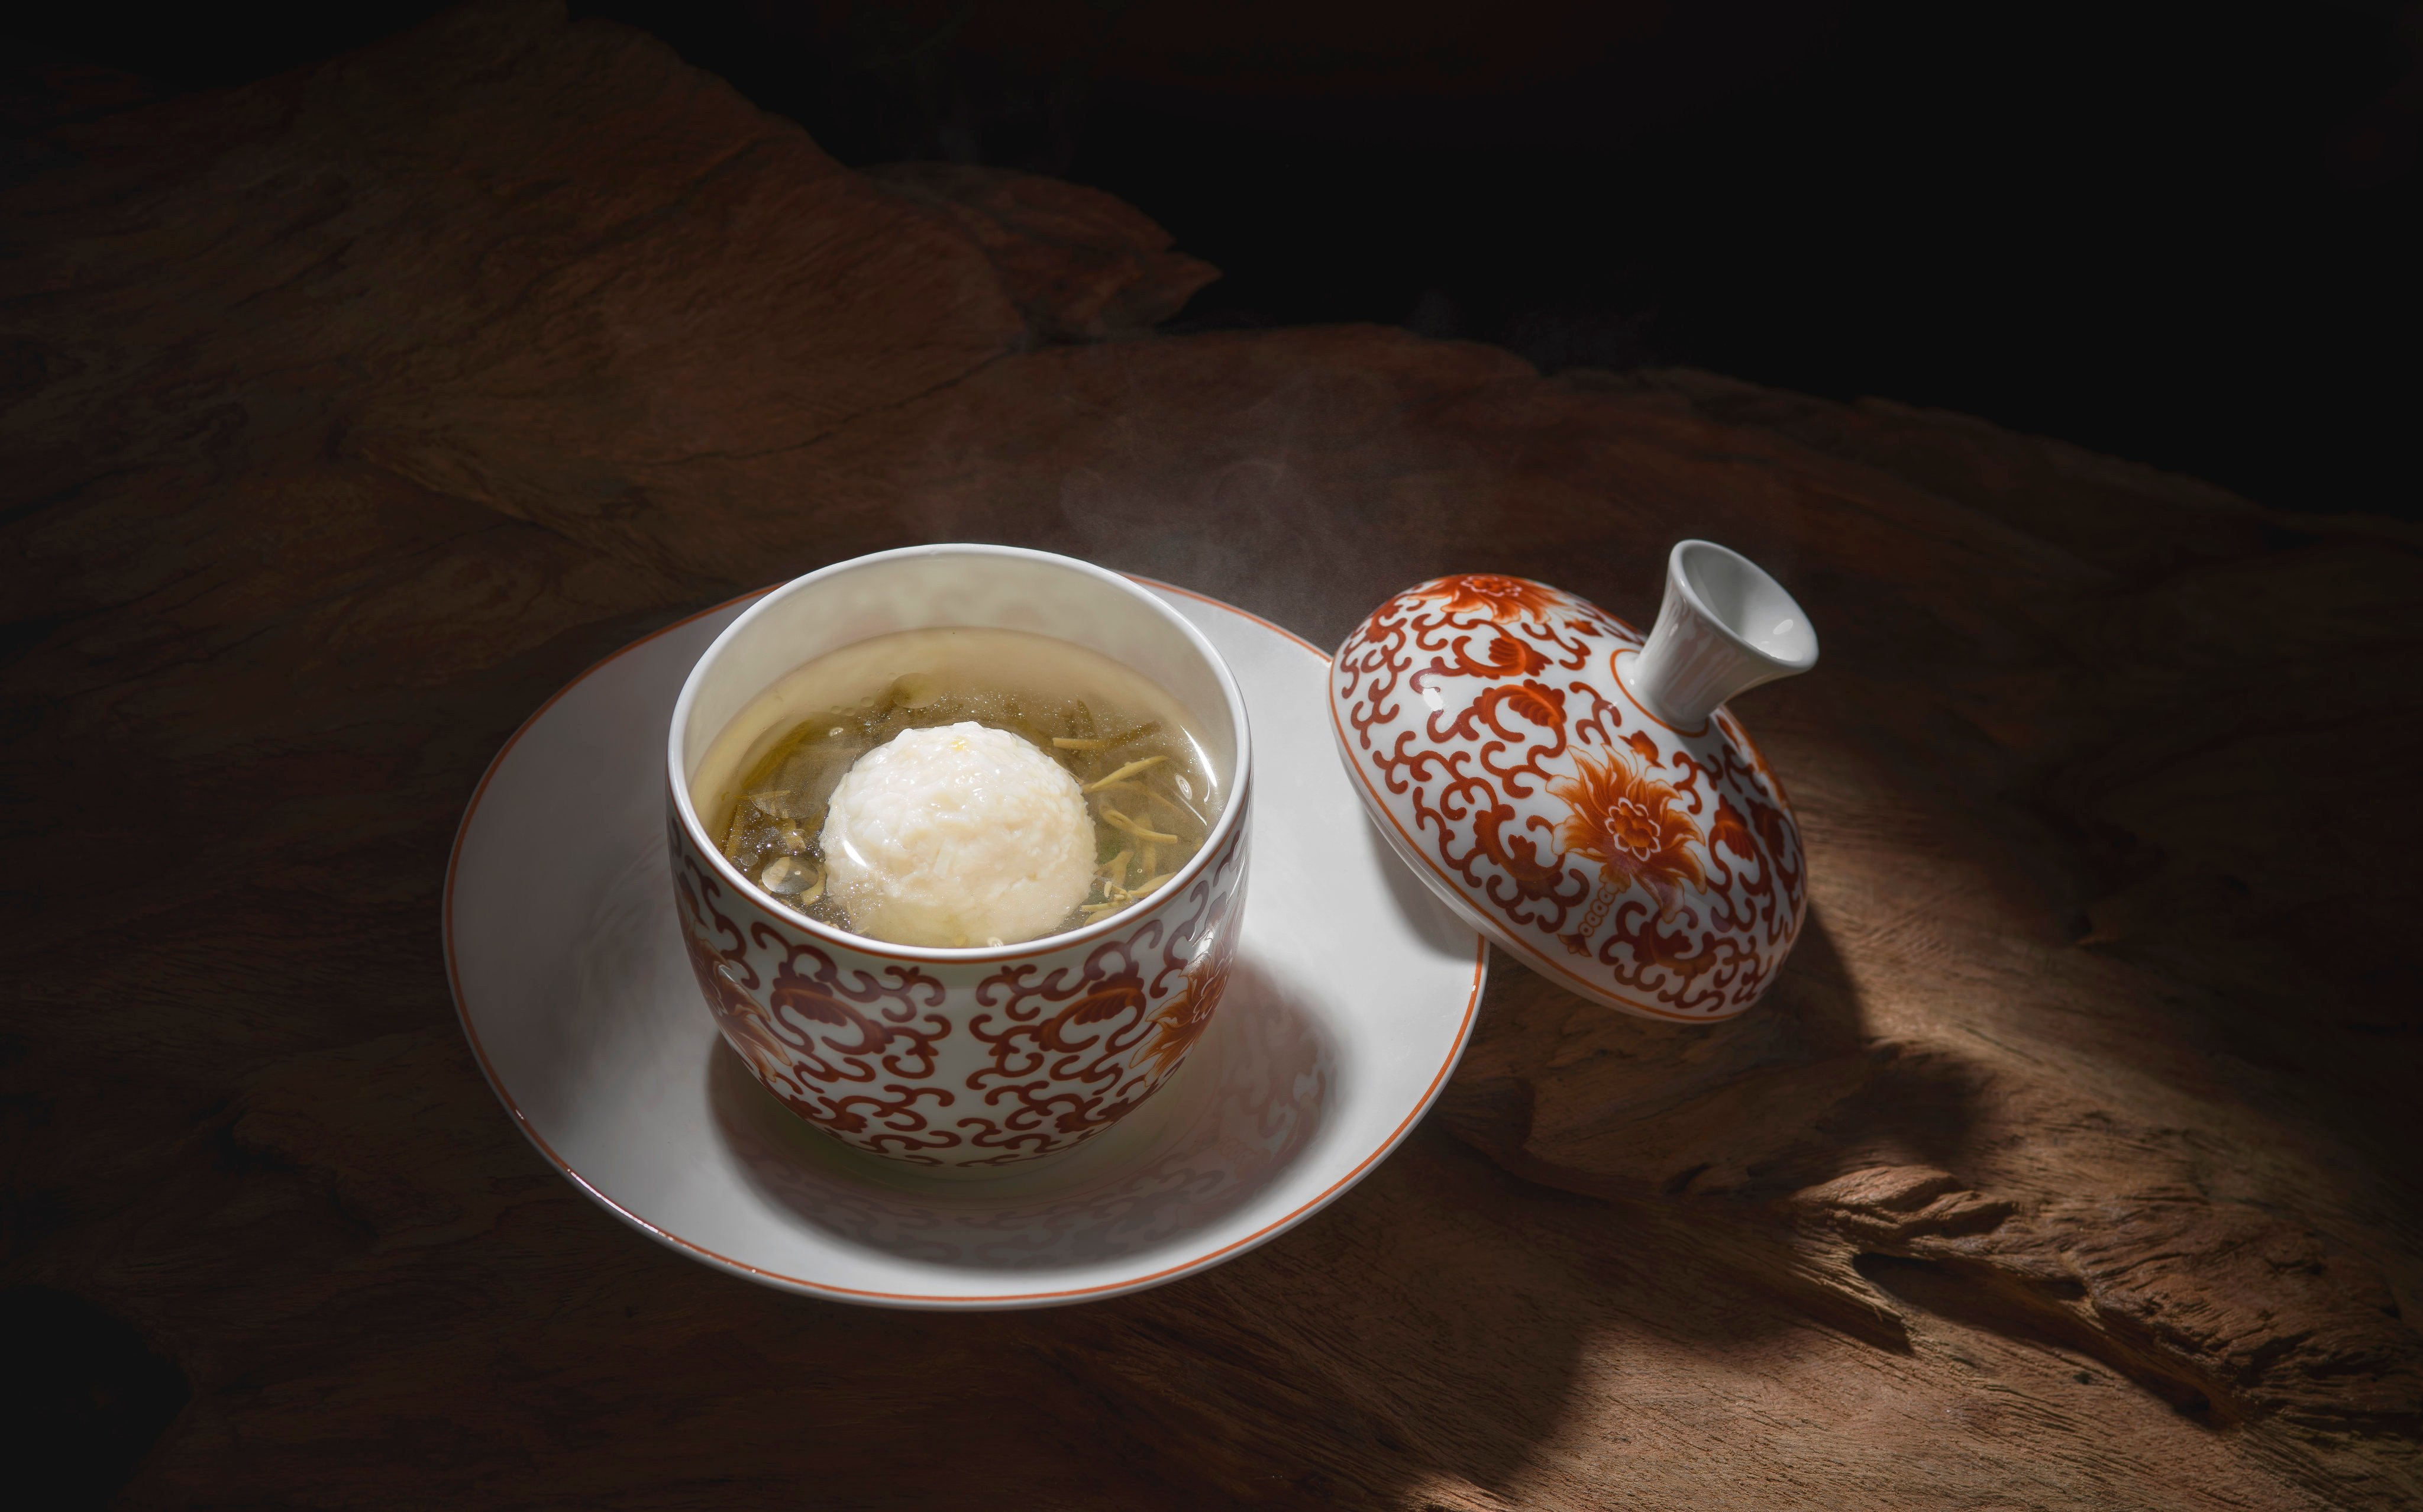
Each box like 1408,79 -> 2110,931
1,6 -> 2416,1503
5,0 -> 2416,516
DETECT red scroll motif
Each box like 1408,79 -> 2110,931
1335,574 -> 1806,1021
1430,631 -> 1550,683
956,821 -> 1248,1164
1138,905 -> 1239,1083
673,778 -> 1249,1165
675,852 -> 959,1159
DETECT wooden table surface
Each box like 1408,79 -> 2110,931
5,5 -> 2419,1506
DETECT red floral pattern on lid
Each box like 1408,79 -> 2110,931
1413,573 -> 1566,623
1553,745 -> 1708,916
1333,575 -> 1804,1022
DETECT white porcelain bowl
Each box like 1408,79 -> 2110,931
667,545 -> 1253,1169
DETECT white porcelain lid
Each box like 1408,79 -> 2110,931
1327,543 -> 1817,1022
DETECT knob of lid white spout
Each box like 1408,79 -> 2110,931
1624,540 -> 1818,727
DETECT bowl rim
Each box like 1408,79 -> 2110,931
665,543 -> 1255,964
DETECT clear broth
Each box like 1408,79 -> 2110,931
700,627 -> 1222,945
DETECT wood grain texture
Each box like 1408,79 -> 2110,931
3,4 -> 2417,1506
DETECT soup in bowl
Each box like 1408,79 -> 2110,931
667,545 -> 1253,1169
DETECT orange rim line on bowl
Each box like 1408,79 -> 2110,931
444,577 -> 1487,1306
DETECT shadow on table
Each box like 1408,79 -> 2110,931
681,874 -> 1965,1507
1442,904 -> 1987,1209
1051,905 -> 1995,1505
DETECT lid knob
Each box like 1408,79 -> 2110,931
1624,541 -> 1818,726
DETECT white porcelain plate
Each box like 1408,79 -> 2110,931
445,579 -> 1486,1309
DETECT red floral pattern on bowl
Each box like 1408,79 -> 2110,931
671,800 -> 1248,1166
1329,548 -> 1816,1022
667,545 -> 1255,1168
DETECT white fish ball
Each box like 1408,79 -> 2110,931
818,722 -> 1094,947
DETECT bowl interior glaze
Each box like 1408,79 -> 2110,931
668,544 -> 1252,957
